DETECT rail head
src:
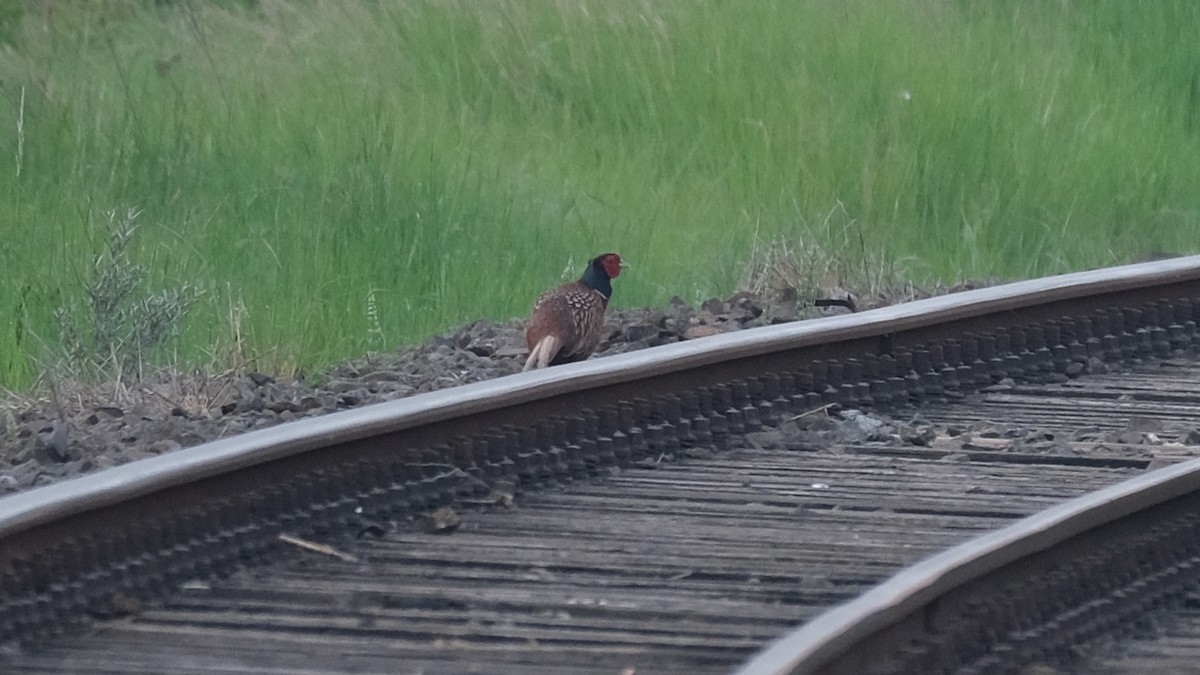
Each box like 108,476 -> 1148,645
3,255 -> 1199,541
735,455 -> 1200,674
4,255 -> 1200,650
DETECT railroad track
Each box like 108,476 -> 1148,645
5,257 -> 1200,673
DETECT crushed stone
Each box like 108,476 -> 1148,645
0,284 -> 992,496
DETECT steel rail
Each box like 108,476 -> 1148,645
736,455 -> 1200,675
5,256 -> 1200,651
5,256 -> 1200,540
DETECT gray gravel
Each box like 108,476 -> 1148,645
1,281 -> 1016,497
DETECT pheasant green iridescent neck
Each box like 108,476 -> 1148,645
579,258 -> 614,299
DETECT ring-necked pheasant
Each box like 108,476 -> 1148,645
524,253 -> 626,371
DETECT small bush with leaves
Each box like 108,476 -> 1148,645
54,209 -> 201,380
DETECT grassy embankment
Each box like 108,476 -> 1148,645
1,0 -> 1198,390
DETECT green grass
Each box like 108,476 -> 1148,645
1,0 -> 1198,389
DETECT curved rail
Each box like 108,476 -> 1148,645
736,455 -> 1200,674
5,256 -> 1200,657
5,256 -> 1200,538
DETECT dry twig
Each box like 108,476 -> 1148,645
278,533 -> 358,563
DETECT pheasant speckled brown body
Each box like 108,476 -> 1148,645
524,253 -> 625,371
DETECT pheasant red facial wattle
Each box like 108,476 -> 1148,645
601,253 -> 624,280
523,253 -> 625,371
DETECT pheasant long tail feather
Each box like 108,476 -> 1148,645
523,334 -> 563,371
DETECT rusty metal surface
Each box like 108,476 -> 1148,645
1071,605 -> 1200,673
0,450 -> 1138,674
7,259 -> 1200,672
739,460 -> 1200,675
4,255 -> 1200,543
740,359 -> 1200,675
9,359 -> 1200,673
